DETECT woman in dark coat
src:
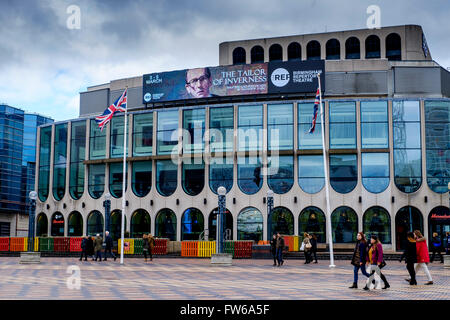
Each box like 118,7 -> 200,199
309,234 -> 318,264
143,234 -> 149,262
404,232 -> 417,285
86,236 -> 95,260
270,234 -> 277,266
349,232 -> 370,288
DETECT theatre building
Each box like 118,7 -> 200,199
33,25 -> 449,252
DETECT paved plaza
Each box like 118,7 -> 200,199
0,257 -> 448,300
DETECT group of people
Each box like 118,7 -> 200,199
270,233 -> 285,267
79,231 -> 116,262
301,233 -> 318,264
270,232 -> 319,266
401,230 -> 434,286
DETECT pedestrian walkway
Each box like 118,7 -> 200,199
0,257 -> 448,300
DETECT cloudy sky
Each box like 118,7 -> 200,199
1,0 -> 449,121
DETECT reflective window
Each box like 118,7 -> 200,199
69,121 -> 86,200
329,101 -> 356,149
89,119 -> 106,159
51,212 -> 65,237
110,210 -> 126,240
132,161 -> 152,197
68,211 -> 83,236
238,105 -> 263,151
395,206 -> 423,250
209,106 -> 234,152
251,45 -> 264,63
365,35 -> 381,59
268,207 -> 294,237
393,100 -> 422,193
428,206 -> 450,250
133,112 -> 153,156
109,162 -> 128,198
362,153 -> 389,193
330,154 -> 357,193
156,160 -> 177,196
155,209 -> 177,240
287,42 -> 301,60
268,155 -> 294,194
38,126 -> 52,201
157,110 -> 178,155
425,100 -> 449,193
298,102 -> 323,149
181,208 -> 204,241
110,115 -> 130,158
88,164 -> 105,199
182,158 -> 205,196
268,103 -> 293,150
307,40 -> 321,60
237,207 -> 263,242
326,39 -> 340,60
386,33 -> 401,61
345,37 -> 360,59
361,101 -> 388,148
363,206 -> 391,244
208,208 -> 233,240
269,44 -> 283,61
233,47 -> 246,65
36,213 -> 48,237
237,156 -> 262,195
87,211 -> 104,236
130,209 -> 151,238
52,123 -> 68,201
209,156 -> 233,194
299,207 -> 326,243
298,155 -> 324,194
331,206 -> 358,243
183,108 -> 205,153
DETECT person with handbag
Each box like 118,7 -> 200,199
363,235 -> 390,290
302,233 -> 312,264
270,234 -> 277,266
349,232 -> 370,289
412,230 -> 433,285
309,234 -> 318,263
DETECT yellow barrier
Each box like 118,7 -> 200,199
23,238 -> 28,251
293,236 -> 299,251
118,239 -> 135,254
34,237 -> 39,252
198,241 -> 216,257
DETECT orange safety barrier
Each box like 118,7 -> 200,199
181,241 -> 198,257
283,235 -> 294,252
154,238 -> 168,255
54,237 -> 71,252
234,241 -> 253,258
10,238 -> 27,252
0,237 -> 9,251
70,237 -> 83,252
258,240 -> 270,245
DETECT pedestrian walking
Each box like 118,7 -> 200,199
276,233 -> 285,267
446,232 -> 450,255
309,234 -> 318,263
143,234 -> 149,262
148,234 -> 155,261
349,232 -> 370,289
94,234 -> 103,262
86,236 -> 95,260
404,232 -> 417,286
363,235 -> 390,290
430,232 -> 444,263
413,230 -> 433,285
79,236 -> 88,261
270,234 -> 277,266
103,231 -> 117,261
302,232 -> 312,264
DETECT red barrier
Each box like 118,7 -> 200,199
54,237 -> 70,252
154,238 -> 168,255
234,241 -> 253,258
70,237 -> 83,252
10,238 -> 26,252
0,238 -> 9,252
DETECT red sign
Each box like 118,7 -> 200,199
431,214 -> 450,220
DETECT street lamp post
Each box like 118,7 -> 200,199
28,191 -> 37,252
217,186 -> 226,254
103,193 -> 111,235
267,190 -> 274,239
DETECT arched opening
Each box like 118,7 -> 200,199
251,45 -> 264,63
395,206 -> 423,251
363,206 -> 391,244
182,159 -> 205,196
130,209 -> 151,238
110,210 -> 127,241
428,206 -> 449,251
155,209 -> 177,240
269,44 -> 283,61
131,161 -> 151,197
51,212 -> 65,237
306,40 -> 321,60
208,208 -> 233,240
233,47 -> 246,65
326,38 -> 340,60
181,208 -> 204,241
237,207 -> 263,242
331,206 -> 358,243
287,42 -> 301,60
68,211 -> 83,236
268,207 -> 294,238
299,207 -> 326,243
36,213 -> 48,237
386,33 -> 401,61
345,37 -> 360,59
87,210 -> 104,237
365,35 -> 380,59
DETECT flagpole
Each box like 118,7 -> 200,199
120,87 -> 128,265
318,73 -> 335,268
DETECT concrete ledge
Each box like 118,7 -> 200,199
19,252 -> 41,264
444,255 -> 450,269
210,253 -> 232,266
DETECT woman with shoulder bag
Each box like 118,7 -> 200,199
412,230 -> 433,285
349,232 -> 370,289
363,235 -> 390,290
303,232 -> 312,264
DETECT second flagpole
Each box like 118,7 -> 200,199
120,88 -> 128,265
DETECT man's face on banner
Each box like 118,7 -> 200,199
185,68 -> 212,98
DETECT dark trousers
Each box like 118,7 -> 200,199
407,262 -> 416,284
353,264 -> 370,283
430,249 -> 443,263
304,250 -> 311,263
311,250 -> 318,262
79,250 -> 88,260
271,250 -> 277,265
276,248 -> 283,265
95,250 -> 102,261
104,247 -> 116,260
143,248 -> 153,260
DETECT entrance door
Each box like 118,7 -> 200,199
428,206 -> 450,251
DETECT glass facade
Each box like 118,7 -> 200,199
299,207 -> 326,243
361,153 -> 390,193
183,108 -> 205,153
298,155 -> 324,194
268,207 -> 294,237
51,212 -> 65,236
237,207 -> 263,242
156,160 -> 177,196
38,126 -> 52,202
36,213 -> 48,237
52,124 -> 68,201
363,206 -> 391,244
87,211 -> 104,236
267,155 -> 294,194
209,156 -> 233,194
130,209 -> 150,238
68,211 -> 83,236
131,161 -> 152,197
298,102 -> 322,149
361,101 -> 388,148
237,156 -> 262,195
424,100 -> 449,193
155,209 -> 177,240
331,206 -> 358,243
69,121 -> 86,200
88,164 -> 105,199
110,115 -> 130,158
329,154 -> 357,193
182,158 -> 205,196
157,110 -> 178,155
209,106 -> 234,152
110,210 -> 126,240
109,162 -> 128,198
395,206 -> 423,250
181,208 -> 204,240
89,119 -> 106,159
133,112 -> 153,156
268,104 -> 293,150
393,101 -> 422,193
329,101 -> 356,149
238,105 -> 263,151
208,208 -> 233,240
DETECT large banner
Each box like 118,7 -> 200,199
143,60 -> 324,103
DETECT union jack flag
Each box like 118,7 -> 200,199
308,88 -> 320,133
95,88 -> 127,131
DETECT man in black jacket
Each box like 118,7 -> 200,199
79,236 -> 88,261
404,232 -> 417,285
103,231 -> 117,261
276,233 -> 285,267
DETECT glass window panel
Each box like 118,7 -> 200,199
298,155 -> 324,194
267,155 -> 294,194
69,121 -> 86,200
53,123 -> 68,201
362,152 -> 389,193
361,101 -> 388,148
133,113 -> 153,156
209,157 -> 233,194
329,154 -> 357,193
238,105 -> 263,151
394,149 -> 422,193
88,164 -> 105,199
86,211 -> 104,236
209,107 -> 234,152
38,126 -> 52,201
110,115 -> 130,158
182,159 -> 205,196
237,156 -> 263,195
183,108 -> 205,153
395,206 -> 423,250
157,110 -> 179,155
156,160 -> 177,196
393,100 -> 420,122
298,102 -> 323,149
89,119 -> 106,159
181,208 -> 204,241
268,207 -> 294,237
363,207 -> 391,244
329,102 -> 356,149
155,209 -> 177,241
208,209 -> 233,240
237,207 -> 263,242
109,162 -> 128,198
130,209 -> 151,238
268,104 -> 293,150
331,207 -> 358,243
132,161 -> 152,197
299,207 -> 326,243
